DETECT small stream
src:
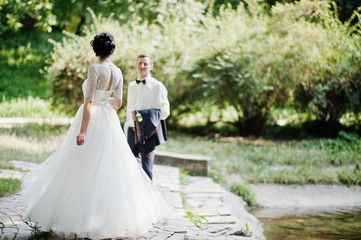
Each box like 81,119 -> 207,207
252,206 -> 361,240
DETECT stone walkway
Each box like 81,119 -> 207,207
0,161 -> 265,240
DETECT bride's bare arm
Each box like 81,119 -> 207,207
108,96 -> 122,109
76,98 -> 93,145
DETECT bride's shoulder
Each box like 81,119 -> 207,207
88,63 -> 99,70
111,63 -> 122,74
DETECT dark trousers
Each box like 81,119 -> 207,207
127,128 -> 155,180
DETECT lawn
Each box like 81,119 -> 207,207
0,123 -> 360,186
0,123 -> 68,167
157,132 -> 361,186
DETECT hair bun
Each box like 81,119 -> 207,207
90,32 -> 116,57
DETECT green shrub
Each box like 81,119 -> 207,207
280,2 -> 361,131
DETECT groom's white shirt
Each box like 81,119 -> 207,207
124,74 -> 170,137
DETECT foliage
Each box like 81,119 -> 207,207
190,48 -> 274,136
186,0 -> 361,135
0,0 -> 56,34
0,178 -> 21,197
284,1 -> 361,132
49,0 -> 206,34
0,31 -> 65,100
37,0 -> 361,135
269,0 -> 361,132
1,0 -> 358,35
332,0 -> 361,22
212,0 -> 361,22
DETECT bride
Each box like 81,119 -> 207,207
22,32 -> 169,240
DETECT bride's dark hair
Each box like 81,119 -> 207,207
90,32 -> 116,57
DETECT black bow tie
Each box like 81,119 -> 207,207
136,79 -> 146,84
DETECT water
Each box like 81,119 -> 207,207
252,206 -> 361,240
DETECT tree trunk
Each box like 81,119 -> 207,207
237,111 -> 268,136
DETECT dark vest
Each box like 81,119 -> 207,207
133,109 -> 168,149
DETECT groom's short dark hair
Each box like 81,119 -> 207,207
137,54 -> 153,64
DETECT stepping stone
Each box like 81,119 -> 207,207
205,216 -> 238,225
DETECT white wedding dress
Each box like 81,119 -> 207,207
21,60 -> 169,239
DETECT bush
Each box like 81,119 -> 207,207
186,0 -> 356,135
270,1 -> 361,133
190,49 -> 274,136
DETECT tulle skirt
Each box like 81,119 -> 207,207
21,103 -> 169,239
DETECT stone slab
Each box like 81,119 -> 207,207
166,233 -> 186,240
155,150 -> 212,176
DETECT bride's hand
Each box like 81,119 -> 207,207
76,132 -> 86,145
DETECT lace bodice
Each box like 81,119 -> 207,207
82,60 -> 123,104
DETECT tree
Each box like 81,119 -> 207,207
0,0 -> 56,34
209,0 -> 361,22
50,0 -> 205,34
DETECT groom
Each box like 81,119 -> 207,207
124,54 -> 170,180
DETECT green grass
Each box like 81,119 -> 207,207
0,123 -> 360,186
158,131 -> 361,186
0,178 -> 22,197
0,123 -> 69,139
0,96 -> 68,118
